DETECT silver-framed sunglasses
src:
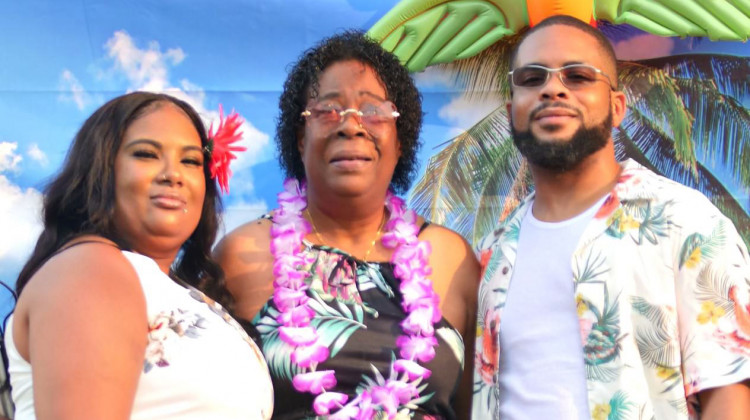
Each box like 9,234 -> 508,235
509,64 -> 616,91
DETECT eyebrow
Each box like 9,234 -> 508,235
123,139 -> 203,153
522,60 -> 587,68
316,90 -> 387,103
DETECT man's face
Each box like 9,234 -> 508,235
508,24 -> 626,171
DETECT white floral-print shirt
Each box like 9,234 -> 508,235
473,160 -> 750,419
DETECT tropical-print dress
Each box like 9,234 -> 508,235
253,221 -> 466,420
473,159 -> 750,420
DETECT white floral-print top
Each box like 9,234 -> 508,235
5,250 -> 274,420
125,251 -> 274,420
473,160 -> 750,420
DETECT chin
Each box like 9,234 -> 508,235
532,128 -> 577,143
325,177 -> 374,197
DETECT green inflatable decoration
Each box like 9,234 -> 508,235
368,0 -> 750,72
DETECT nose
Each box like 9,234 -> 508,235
336,109 -> 367,138
158,155 -> 183,186
538,70 -> 569,100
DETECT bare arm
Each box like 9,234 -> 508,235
420,225 -> 480,420
14,242 -> 146,420
214,218 -> 276,321
698,380 -> 750,420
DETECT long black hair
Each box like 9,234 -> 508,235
15,92 -> 233,310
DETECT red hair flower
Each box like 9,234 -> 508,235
206,104 -> 247,194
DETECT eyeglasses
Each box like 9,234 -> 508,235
509,64 -> 616,91
301,100 -> 400,132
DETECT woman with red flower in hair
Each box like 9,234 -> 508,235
5,92 -> 273,420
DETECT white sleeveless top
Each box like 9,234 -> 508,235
5,250 -> 274,420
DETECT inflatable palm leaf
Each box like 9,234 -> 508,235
368,0 -> 750,72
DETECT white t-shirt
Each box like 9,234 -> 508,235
498,197 -> 607,419
5,250 -> 273,420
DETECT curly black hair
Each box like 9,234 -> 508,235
276,30 -> 423,194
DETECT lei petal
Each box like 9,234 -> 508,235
292,341 -> 330,367
313,392 -> 349,415
292,370 -> 337,393
393,359 -> 432,381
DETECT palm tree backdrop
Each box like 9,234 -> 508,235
367,0 -> 750,247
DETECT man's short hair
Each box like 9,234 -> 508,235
510,15 -> 619,89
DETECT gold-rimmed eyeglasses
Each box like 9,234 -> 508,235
301,100 -> 400,132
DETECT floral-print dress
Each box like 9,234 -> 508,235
473,159 -> 750,420
254,221 -> 465,420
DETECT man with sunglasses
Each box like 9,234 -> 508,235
473,15 -> 750,420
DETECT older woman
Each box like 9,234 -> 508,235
215,31 -> 479,419
6,92 -> 273,420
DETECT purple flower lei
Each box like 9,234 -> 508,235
271,178 -> 442,419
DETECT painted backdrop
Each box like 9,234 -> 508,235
1,0 -> 748,319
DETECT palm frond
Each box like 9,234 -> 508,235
631,296 -> 676,331
617,109 -> 750,246
619,62 -> 696,174
410,105 -> 509,233
673,77 -> 750,188
430,33 -> 523,102
638,54 -> 750,101
696,264 -> 735,314
608,390 -> 636,420
634,324 -> 679,368
470,135 -> 523,244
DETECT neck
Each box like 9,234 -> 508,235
529,143 -> 621,222
305,186 -> 388,258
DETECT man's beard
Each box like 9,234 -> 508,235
511,105 -> 613,172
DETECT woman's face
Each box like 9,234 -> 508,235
113,102 -> 206,255
298,59 -> 401,198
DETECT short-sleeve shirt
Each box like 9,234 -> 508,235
473,159 -> 750,419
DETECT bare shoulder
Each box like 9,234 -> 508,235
420,222 -> 469,243
15,238 -> 148,418
21,239 -> 142,310
14,238 -> 147,363
419,221 -> 477,263
214,217 -> 275,321
417,221 -> 479,296
215,217 -> 273,256
417,219 -> 479,337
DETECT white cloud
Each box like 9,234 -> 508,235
0,143 -> 43,284
0,176 -> 43,270
438,94 -> 503,131
27,143 -> 49,166
614,34 -> 675,61
59,69 -> 91,110
413,66 -> 458,89
103,31 -> 270,170
0,142 -> 22,173
105,30 -> 187,92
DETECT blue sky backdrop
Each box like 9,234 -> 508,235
1,0 -> 748,315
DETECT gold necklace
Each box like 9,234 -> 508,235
306,208 -> 386,261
